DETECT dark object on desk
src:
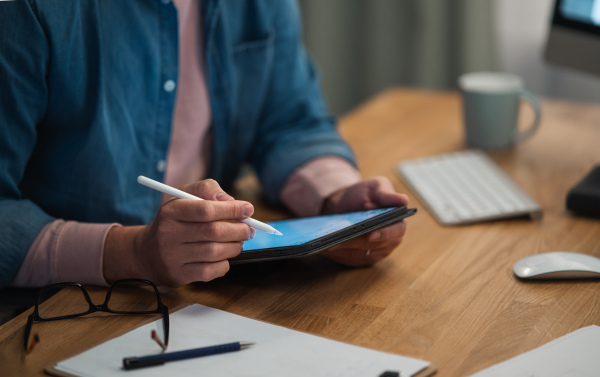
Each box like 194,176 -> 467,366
0,287 -> 41,326
379,371 -> 400,377
566,165 -> 600,218
123,341 -> 255,370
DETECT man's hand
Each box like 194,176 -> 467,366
319,176 -> 409,266
103,179 -> 255,287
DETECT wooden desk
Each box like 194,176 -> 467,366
2,89 -> 600,376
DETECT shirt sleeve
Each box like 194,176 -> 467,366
248,0 -> 358,204
0,1 -> 55,287
10,221 -> 119,287
279,157 -> 362,217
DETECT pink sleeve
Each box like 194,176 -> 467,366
279,157 -> 362,217
11,220 -> 120,287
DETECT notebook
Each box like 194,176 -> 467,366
46,304 -> 436,377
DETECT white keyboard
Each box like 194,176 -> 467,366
397,150 -> 543,225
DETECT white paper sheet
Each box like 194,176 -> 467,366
469,325 -> 600,377
52,304 -> 431,377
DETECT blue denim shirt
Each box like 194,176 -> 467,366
0,0 -> 356,286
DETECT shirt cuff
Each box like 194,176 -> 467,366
279,157 -> 362,217
11,220 -> 120,287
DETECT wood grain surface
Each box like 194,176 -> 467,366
1,88 -> 599,377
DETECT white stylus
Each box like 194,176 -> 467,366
137,176 -> 282,236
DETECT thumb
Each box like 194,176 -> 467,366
368,176 -> 409,207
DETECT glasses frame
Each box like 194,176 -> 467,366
23,278 -> 169,352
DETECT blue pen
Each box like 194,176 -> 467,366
123,341 -> 255,370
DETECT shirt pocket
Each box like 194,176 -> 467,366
231,32 -> 274,140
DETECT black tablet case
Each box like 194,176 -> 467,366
566,165 -> 600,217
231,207 -> 417,264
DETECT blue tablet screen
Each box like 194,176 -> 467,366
242,207 -> 396,252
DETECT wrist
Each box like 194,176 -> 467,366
103,225 -> 144,283
321,188 -> 344,215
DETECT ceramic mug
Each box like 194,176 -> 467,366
458,72 -> 541,149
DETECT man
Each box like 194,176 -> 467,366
0,0 -> 408,288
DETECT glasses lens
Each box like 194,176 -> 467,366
37,285 -> 90,319
106,280 -> 160,313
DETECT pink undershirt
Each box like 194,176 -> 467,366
11,0 -> 361,287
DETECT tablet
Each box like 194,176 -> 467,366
230,206 -> 417,263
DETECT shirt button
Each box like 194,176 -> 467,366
163,80 -> 176,92
156,160 -> 166,173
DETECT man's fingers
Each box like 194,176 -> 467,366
180,179 -> 234,201
368,220 -> 407,242
368,176 -> 409,207
325,176 -> 410,214
159,242 -> 243,285
175,221 -> 254,243
180,260 -> 232,283
329,236 -> 401,253
320,247 -> 393,267
165,199 -> 254,222
327,220 -> 407,251
374,191 -> 409,207
182,241 -> 244,262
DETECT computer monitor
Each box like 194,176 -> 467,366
545,0 -> 600,217
545,0 -> 600,76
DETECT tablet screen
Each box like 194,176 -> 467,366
242,207 -> 397,252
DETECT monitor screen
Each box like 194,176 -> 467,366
554,0 -> 600,32
545,0 -> 600,75
560,0 -> 600,25
545,1 -> 600,218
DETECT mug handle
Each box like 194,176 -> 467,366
515,89 -> 541,142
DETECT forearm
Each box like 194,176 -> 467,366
279,157 -> 362,217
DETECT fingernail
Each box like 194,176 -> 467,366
215,192 -> 233,201
249,228 -> 256,240
242,204 -> 254,217
370,231 -> 381,241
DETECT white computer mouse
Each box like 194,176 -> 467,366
513,251 -> 600,280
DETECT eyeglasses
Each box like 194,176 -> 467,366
23,279 -> 169,353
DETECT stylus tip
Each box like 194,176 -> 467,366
274,230 -> 283,236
